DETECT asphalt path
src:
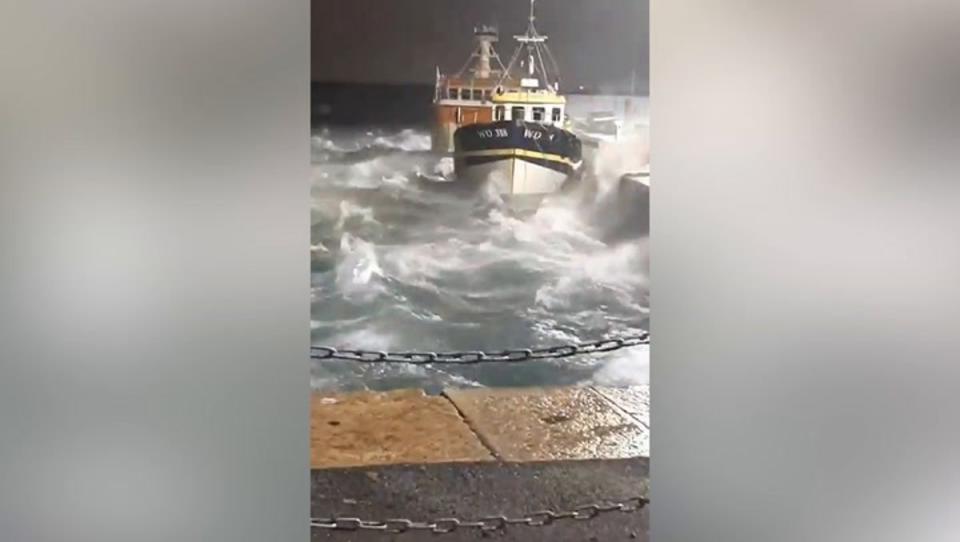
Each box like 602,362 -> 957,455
312,458 -> 648,541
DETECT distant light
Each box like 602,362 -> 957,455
578,85 -> 584,91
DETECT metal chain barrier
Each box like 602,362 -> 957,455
310,331 -> 649,364
311,495 -> 648,534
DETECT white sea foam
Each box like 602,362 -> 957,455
433,157 -> 455,178
592,345 -> 650,386
372,128 -> 431,152
311,122 -> 649,390
335,200 -> 377,230
311,132 -> 344,152
327,326 -> 395,351
335,233 -> 384,299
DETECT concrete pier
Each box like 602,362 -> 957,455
311,385 -> 649,468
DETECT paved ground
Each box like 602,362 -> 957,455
311,386 -> 649,468
311,458 -> 649,541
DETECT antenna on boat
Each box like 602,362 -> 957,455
516,0 -> 545,45
498,0 -> 562,91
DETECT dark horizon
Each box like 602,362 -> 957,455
309,78 -> 640,96
312,0 -> 649,94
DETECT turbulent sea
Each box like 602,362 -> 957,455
311,91 -> 649,393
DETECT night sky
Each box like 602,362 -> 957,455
312,0 -> 648,92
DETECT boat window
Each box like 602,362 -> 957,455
552,108 -> 562,122
483,90 -> 492,101
532,107 -> 545,121
460,89 -> 471,100
494,106 -> 505,121
511,106 -> 525,121
471,89 -> 482,101
448,87 -> 458,99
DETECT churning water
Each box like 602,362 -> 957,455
311,109 -> 648,393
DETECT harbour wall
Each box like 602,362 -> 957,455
310,82 -> 648,129
566,94 -> 650,125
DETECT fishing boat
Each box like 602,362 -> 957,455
432,0 -> 582,208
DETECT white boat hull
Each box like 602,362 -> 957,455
457,156 -> 570,197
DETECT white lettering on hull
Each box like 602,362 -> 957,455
477,128 -> 509,139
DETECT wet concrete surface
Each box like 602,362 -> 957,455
590,387 -> 650,430
312,458 -> 648,541
311,390 -> 492,468
311,386 -> 650,468
445,387 -> 648,461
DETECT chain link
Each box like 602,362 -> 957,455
311,496 -> 648,534
310,332 -> 649,364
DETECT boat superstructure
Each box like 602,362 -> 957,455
434,0 -> 582,207
431,25 -> 510,153
431,0 -> 573,150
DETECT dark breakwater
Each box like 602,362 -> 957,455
312,82 -> 434,128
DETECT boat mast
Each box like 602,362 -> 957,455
500,0 -> 561,91
454,25 -> 506,81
